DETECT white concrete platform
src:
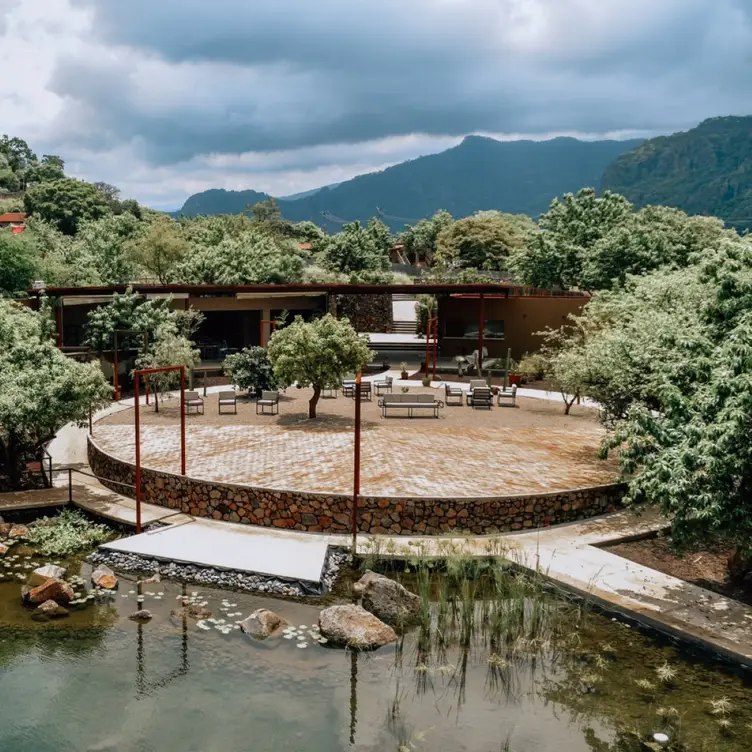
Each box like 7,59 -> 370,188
100,518 -> 330,585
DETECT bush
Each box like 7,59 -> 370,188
518,352 -> 548,383
223,346 -> 278,395
21,510 -> 114,556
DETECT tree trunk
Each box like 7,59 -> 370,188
309,385 -> 321,419
154,390 -> 159,413
728,547 -> 752,584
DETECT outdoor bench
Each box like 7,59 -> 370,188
378,392 -> 444,418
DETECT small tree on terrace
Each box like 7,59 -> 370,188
266,314 -> 372,419
223,346 -> 278,396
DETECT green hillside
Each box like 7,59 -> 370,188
602,116 -> 752,231
176,135 -> 642,229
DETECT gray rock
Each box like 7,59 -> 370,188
240,608 -> 287,639
33,599 -> 69,620
355,570 -> 421,626
128,610 -> 153,622
29,564 -> 67,587
319,604 -> 397,650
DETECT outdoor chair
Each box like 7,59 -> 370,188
322,384 -> 339,398
256,390 -> 279,415
218,390 -> 237,414
466,386 -> 493,409
444,383 -> 463,405
342,379 -> 356,398
374,376 -> 393,395
497,384 -> 518,408
184,391 -> 204,415
469,379 -> 487,391
350,381 -> 372,401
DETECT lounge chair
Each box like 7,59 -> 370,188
184,390 -> 204,415
218,390 -> 237,414
374,376 -> 393,395
444,383 -> 463,405
497,384 -> 518,408
256,390 -> 279,415
466,386 -> 493,409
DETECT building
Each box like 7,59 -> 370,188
0,212 -> 27,231
25,282 -> 588,363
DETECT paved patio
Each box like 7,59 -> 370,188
94,388 -> 618,497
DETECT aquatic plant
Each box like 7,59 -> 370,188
20,510 -> 114,556
709,697 -> 733,715
656,661 -> 678,684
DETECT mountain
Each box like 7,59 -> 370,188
175,135 -> 643,230
279,182 -> 341,201
602,116 -> 752,230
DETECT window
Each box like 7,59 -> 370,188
462,320 -> 504,339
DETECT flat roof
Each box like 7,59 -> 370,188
25,282 -> 585,297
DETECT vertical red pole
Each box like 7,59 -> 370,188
113,336 -> 120,401
135,376 -> 141,534
478,293 -> 485,375
180,366 -> 186,476
424,316 -> 431,378
144,334 -> 150,405
352,372 -> 362,551
432,318 -> 438,381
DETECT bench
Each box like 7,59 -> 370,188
256,390 -> 279,415
379,392 -> 444,418
184,390 -> 204,415
218,390 -> 237,414
497,384 -> 517,407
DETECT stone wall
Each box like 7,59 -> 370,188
337,294 -> 393,333
88,437 -> 626,536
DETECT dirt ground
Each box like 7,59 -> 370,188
604,535 -> 752,607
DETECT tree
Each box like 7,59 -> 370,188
535,323 -> 588,414
366,217 -> 394,256
267,314 -> 372,418
134,330 -> 200,412
72,213 -> 142,284
0,299 -> 111,487
293,220 -> 326,245
223,347 -> 278,395
127,216 -> 187,283
400,210 -> 453,265
512,188 -> 633,290
0,154 -> 20,192
0,229 -> 39,294
0,135 -> 36,176
320,221 -> 389,278
25,155 -> 65,186
24,178 -> 111,235
249,197 -> 294,238
435,211 -> 535,272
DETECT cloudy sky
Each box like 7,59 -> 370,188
1,0 -> 751,209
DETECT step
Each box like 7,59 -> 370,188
392,293 -> 417,301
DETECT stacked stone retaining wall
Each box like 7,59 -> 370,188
88,437 -> 625,535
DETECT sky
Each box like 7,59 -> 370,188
1,0 -> 751,210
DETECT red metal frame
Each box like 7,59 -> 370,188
352,372 -> 362,550
432,318 -> 438,381
133,365 -> 186,533
259,319 -> 277,348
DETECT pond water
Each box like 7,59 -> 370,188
1,548 -> 751,752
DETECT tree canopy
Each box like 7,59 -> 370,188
0,299 -> 111,487
223,346 -> 279,395
0,229 -> 39,295
24,178 -> 112,235
319,220 -> 390,280
266,314 -> 372,418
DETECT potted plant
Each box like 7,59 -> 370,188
421,376 -> 432,387
400,362 -> 409,380
508,359 -> 522,387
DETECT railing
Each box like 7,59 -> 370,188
49,465 -> 136,505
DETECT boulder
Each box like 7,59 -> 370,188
8,524 -> 29,538
91,564 -> 118,590
171,604 -> 212,620
0,522 -> 10,537
318,604 -> 397,650
26,578 -> 75,605
128,610 -> 153,622
355,570 -> 421,626
0,543 -> 7,557
29,564 -> 67,587
240,608 -> 287,639
32,599 -> 69,620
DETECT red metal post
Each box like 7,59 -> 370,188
424,318 -> 431,378
478,293 -> 485,375
180,366 -> 186,476
113,344 -> 120,401
352,372 -> 362,551
135,376 -> 141,534
432,318 -> 438,381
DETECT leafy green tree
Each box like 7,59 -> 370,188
293,220 -> 326,245
267,314 -> 372,418
0,154 -> 20,192
0,299 -> 111,487
400,210 -> 453,265
72,213 -> 142,284
513,188 -> 633,290
177,229 -> 304,284
0,135 -> 37,176
127,216 -> 187,283
249,197 -> 294,238
435,211 -> 534,272
223,346 -> 278,395
0,229 -> 39,294
24,178 -> 111,235
25,155 -> 65,185
366,217 -> 394,256
320,221 -> 389,278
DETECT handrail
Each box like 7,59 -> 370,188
49,465 -> 137,505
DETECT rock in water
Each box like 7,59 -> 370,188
240,608 -> 287,639
91,564 -> 118,590
128,610 -> 153,622
29,564 -> 67,587
26,577 -> 75,605
171,604 -> 211,620
33,599 -> 70,620
0,543 -> 8,557
0,522 -> 11,537
318,604 -> 397,649
355,570 -> 421,626
8,524 -> 29,538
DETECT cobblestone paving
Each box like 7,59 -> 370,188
94,419 -> 617,497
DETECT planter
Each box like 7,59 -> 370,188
400,371 -> 408,380
509,373 -> 522,387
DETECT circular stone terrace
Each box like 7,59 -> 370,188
93,387 -> 618,499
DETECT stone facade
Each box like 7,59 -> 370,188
89,437 -> 625,536
337,294 -> 393,333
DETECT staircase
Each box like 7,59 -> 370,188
392,293 -> 417,301
392,320 -> 417,335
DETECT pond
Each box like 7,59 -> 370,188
1,546 -> 751,752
